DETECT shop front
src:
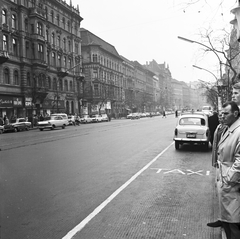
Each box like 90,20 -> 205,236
42,99 -> 65,115
0,95 -> 24,119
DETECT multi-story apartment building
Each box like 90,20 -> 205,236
80,28 -> 124,117
0,0 -> 83,119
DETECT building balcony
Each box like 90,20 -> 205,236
28,7 -> 46,20
0,50 -> 9,64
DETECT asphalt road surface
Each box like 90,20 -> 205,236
0,115 -> 218,239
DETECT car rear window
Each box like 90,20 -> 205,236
180,117 -> 205,126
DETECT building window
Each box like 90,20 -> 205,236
45,7 -> 48,20
51,32 -> 55,45
27,72 -> 31,86
46,50 -> 50,64
51,10 -> 54,23
14,70 -> 19,85
12,38 -> 17,55
25,18 -> 28,32
56,15 -> 60,26
68,40 -> 71,51
75,24 -> 78,35
48,77 -> 51,89
4,68 -> 10,84
52,52 -> 56,66
25,41 -> 29,58
38,43 -> 44,60
32,43 -> 35,58
75,43 -> 79,54
37,22 -> 43,35
57,55 -> 61,66
11,14 -> 17,29
62,18 -> 65,29
67,21 -> 70,31
64,80 -> 68,91
2,9 -> 7,24
93,68 -> 98,79
31,24 -> 34,34
3,35 -> 8,51
68,58 -> 71,69
92,54 -> 97,62
63,38 -> 66,50
59,79 -> 63,91
53,78 -> 57,90
45,29 -> 49,42
70,81 -> 73,91
57,35 -> 60,47
63,56 -> 67,68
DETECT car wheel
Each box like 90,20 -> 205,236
175,141 -> 180,150
0,129 -> 3,134
62,125 -> 65,129
40,128 -> 43,131
25,127 -> 29,131
51,125 -> 55,130
14,127 -> 18,132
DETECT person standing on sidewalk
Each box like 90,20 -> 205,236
207,101 -> 240,239
232,82 -> 240,108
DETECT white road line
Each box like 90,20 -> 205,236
62,142 -> 174,239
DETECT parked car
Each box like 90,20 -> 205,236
126,113 -> 133,119
91,114 -> 103,123
0,125 -> 4,134
173,113 -> 210,150
51,113 -> 69,125
80,115 -> 92,124
101,114 -> 109,122
131,113 -> 140,120
38,115 -> 67,131
10,118 -> 32,131
1,124 -> 16,133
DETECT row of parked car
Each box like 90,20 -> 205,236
0,113 -> 111,133
126,112 -> 161,119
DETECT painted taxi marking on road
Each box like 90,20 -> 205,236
150,168 -> 210,176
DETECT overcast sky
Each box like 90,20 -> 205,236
71,0 -> 237,83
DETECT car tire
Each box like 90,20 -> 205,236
204,142 -> 209,151
62,125 -> 65,129
25,127 -> 29,131
14,127 -> 18,132
40,128 -> 43,131
0,129 -> 3,134
175,141 -> 180,150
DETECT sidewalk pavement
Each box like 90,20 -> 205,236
66,150 -> 222,239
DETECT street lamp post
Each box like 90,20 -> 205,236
178,36 -> 223,80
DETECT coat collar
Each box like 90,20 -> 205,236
218,118 -> 240,146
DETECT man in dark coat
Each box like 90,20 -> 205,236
208,111 -> 219,145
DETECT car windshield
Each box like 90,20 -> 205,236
179,117 -> 205,126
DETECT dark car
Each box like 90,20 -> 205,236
2,124 -> 16,133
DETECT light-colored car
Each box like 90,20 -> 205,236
91,114 -> 102,123
80,115 -> 92,124
51,113 -> 69,125
38,115 -> 67,131
0,125 -> 4,134
173,113 -> 210,150
101,114 -> 109,122
126,113 -> 133,119
131,113 -> 140,120
10,118 -> 32,131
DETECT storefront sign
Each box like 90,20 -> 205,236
42,99 -> 65,109
13,97 -> 23,107
25,97 -> 33,107
0,95 -> 13,107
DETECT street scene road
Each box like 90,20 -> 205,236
1,115 -> 219,239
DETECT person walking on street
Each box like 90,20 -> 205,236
208,111 -> 220,146
207,101 -> 240,239
162,110 -> 166,118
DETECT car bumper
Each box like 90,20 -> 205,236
174,138 -> 208,142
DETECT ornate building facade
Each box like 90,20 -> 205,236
0,0 -> 83,119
